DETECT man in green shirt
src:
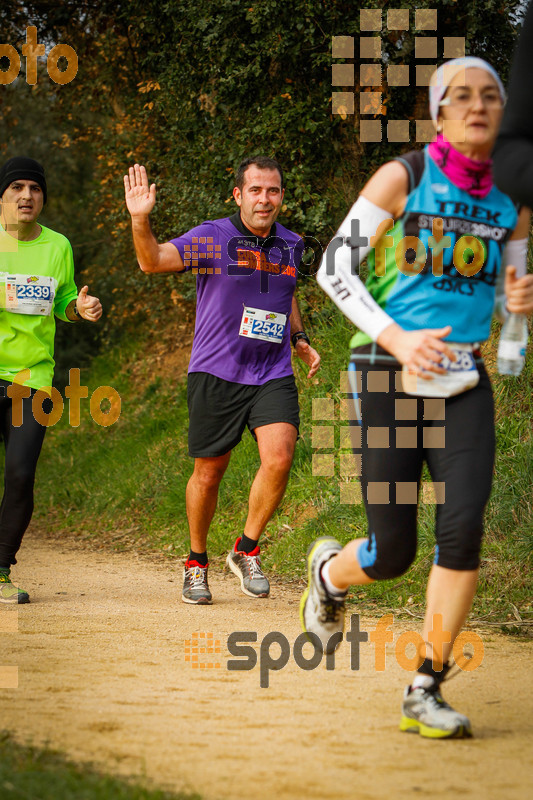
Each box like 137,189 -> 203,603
0,156 -> 102,603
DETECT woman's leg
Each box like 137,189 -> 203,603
421,365 -> 495,670
329,356 -> 424,589
400,366 -> 495,738
301,354 -> 424,650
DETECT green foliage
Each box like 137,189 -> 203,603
0,733 -> 201,800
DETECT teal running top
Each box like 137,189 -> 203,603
351,148 -> 519,347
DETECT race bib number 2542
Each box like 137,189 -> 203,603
239,306 -> 287,344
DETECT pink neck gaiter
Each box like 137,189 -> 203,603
428,134 -> 493,198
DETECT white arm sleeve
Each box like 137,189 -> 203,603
493,237 -> 528,323
316,195 -> 395,341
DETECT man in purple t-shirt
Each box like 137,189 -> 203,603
124,156 -> 320,604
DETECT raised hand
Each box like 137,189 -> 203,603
124,164 -> 156,217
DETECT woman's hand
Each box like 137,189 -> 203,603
377,323 -> 456,378
504,265 -> 533,314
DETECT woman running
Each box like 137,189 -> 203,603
301,58 -> 533,738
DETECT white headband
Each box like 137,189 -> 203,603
429,57 -> 506,121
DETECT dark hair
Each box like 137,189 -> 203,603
235,156 -> 284,191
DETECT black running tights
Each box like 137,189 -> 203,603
0,380 -> 48,567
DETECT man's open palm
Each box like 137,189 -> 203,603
124,164 -> 156,217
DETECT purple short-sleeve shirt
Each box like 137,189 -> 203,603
170,213 -> 304,385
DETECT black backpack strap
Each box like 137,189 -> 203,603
394,149 -> 426,194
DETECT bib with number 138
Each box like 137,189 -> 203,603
401,343 -> 480,398
0,273 -> 55,316
239,306 -> 287,344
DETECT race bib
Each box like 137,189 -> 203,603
0,273 -> 55,316
401,343 -> 480,398
239,306 -> 287,344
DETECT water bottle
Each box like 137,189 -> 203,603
497,313 -> 528,376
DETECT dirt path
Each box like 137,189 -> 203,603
1,528 -> 531,800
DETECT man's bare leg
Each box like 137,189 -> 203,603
186,452 -> 231,553
243,422 -> 297,541
226,422 -> 297,598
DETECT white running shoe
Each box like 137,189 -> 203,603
226,539 -> 270,598
300,537 -> 346,655
182,560 -> 212,605
400,684 -> 473,738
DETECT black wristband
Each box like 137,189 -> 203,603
73,304 -> 81,320
291,331 -> 310,348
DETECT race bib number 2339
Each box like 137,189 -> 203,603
0,273 -> 55,316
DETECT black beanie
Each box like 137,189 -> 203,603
0,157 -> 47,204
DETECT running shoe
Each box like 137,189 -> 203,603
181,560 -> 212,605
300,537 -> 346,655
226,538 -> 270,598
400,683 -> 473,738
0,568 -> 30,604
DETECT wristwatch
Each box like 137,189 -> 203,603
291,331 -> 310,348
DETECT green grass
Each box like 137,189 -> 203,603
3,298 -> 532,629
0,733 -> 201,800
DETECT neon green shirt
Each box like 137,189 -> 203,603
0,224 -> 78,390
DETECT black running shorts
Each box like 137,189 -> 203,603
187,372 -> 300,458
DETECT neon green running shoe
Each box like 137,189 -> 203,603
0,568 -> 30,604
